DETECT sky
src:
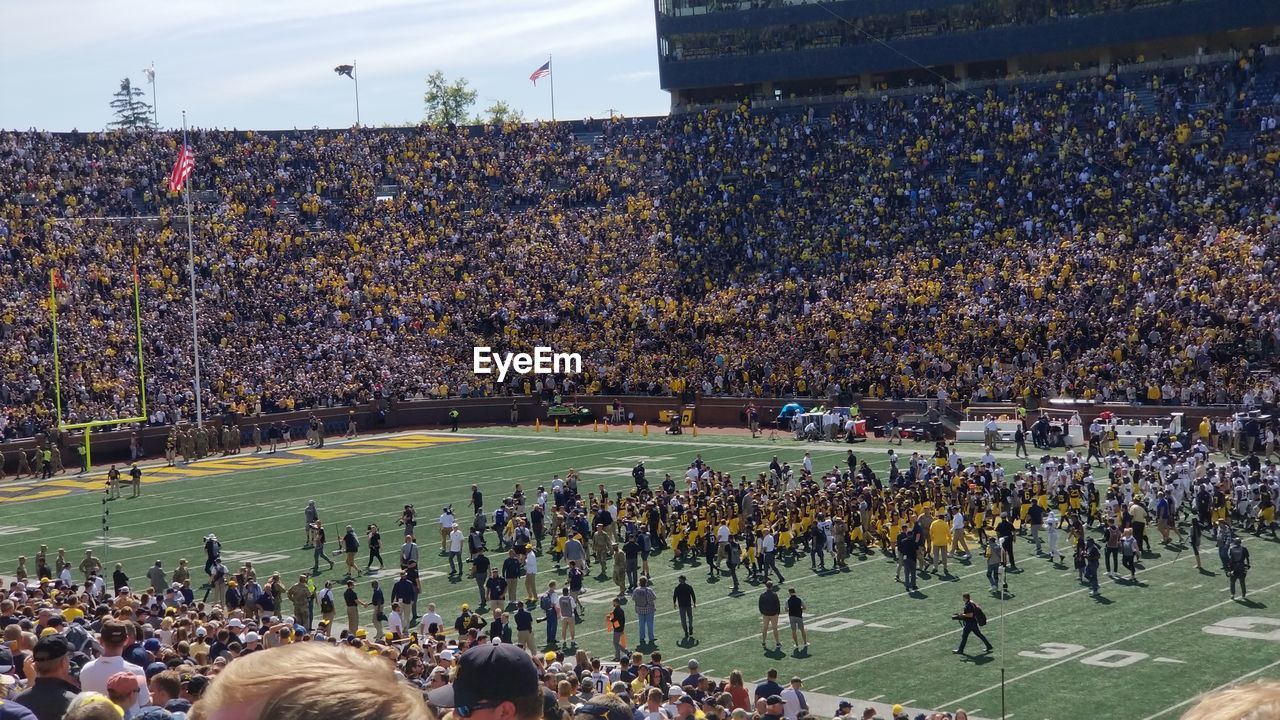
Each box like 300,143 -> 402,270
0,0 -> 670,131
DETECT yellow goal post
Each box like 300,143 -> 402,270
49,265 -> 149,470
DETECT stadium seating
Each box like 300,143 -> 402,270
1,53 -> 1278,440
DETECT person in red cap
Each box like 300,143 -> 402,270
107,672 -> 142,712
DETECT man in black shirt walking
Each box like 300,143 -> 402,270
471,551 -> 491,608
673,575 -> 697,640
953,593 -> 992,655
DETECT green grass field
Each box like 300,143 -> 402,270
2,428 -> 1278,720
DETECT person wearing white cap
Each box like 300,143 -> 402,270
242,631 -> 262,653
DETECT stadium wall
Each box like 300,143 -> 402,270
0,397 -> 1237,471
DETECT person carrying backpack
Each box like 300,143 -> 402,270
540,581 -> 560,647
953,593 -> 992,655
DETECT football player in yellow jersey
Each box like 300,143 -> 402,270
1256,488 -> 1276,536
1068,485 -> 1083,512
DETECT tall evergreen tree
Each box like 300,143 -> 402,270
109,77 -> 155,130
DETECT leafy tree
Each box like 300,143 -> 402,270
109,77 -> 155,130
423,70 -> 477,126
478,100 -> 525,125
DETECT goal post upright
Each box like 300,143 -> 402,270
49,264 -> 151,471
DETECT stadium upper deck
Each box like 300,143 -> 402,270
655,0 -> 1280,107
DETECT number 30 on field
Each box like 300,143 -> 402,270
1019,643 -> 1150,667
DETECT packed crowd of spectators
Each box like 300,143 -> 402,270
1,54 -> 1279,441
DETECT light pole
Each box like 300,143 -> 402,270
999,563 -> 1007,719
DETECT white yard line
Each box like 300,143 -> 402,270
1139,658 -> 1280,720
793,556 -> 1189,684
936,579 -> 1280,710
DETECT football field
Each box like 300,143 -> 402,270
1,428 -> 1277,719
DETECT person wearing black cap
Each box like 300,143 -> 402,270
762,695 -> 787,720
428,643 -> 544,720
574,693 -> 633,720
13,635 -> 78,720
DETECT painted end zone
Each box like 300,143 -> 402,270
0,432 -> 474,504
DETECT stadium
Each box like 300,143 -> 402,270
2,1 -> 1280,719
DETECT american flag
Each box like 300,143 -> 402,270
168,144 -> 195,193
529,60 -> 551,85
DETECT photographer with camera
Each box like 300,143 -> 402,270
400,504 -> 420,540
952,593 -> 992,656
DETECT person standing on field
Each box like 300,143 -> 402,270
128,463 -> 142,498
1228,538 -> 1252,600
342,525 -> 360,578
366,523 -> 384,571
759,581 -> 782,651
343,579 -> 367,634
786,588 -> 808,651
304,500 -> 319,548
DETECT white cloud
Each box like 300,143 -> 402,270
0,0 -> 669,129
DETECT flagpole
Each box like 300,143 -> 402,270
150,63 -> 158,128
182,110 -> 204,428
50,269 -> 63,428
353,60 -> 361,126
549,54 -> 555,122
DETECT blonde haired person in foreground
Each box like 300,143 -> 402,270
1182,680 -> 1280,720
62,692 -> 123,720
188,642 -> 431,720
